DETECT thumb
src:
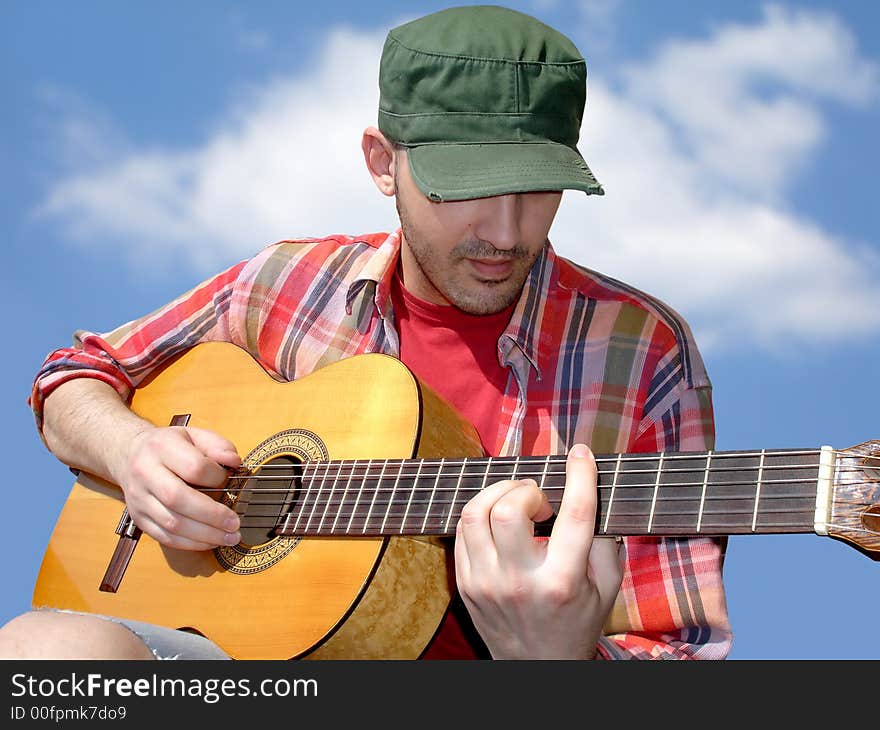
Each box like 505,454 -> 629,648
588,536 -> 625,607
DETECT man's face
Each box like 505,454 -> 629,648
394,150 -> 563,315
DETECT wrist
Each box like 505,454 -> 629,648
106,421 -> 155,488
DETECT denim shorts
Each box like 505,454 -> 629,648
45,608 -> 232,660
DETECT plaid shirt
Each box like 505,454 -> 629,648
31,230 -> 731,660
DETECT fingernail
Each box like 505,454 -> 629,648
224,516 -> 239,531
225,532 -> 241,545
570,443 -> 590,458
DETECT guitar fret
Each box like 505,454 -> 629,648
295,460 -> 328,534
539,455 -> 550,491
273,447 -> 827,538
347,459 -> 376,534
752,451 -> 820,533
327,459 -> 356,534
314,461 -> 346,534
361,459 -> 388,535
380,460 -> 404,534
481,460 -> 492,491
444,459 -> 468,534
697,451 -> 712,533
288,465 -> 310,534
379,461 -> 406,535
399,459 -> 422,534
603,452 -> 657,533
647,452 -> 664,533
421,458 -> 443,534
752,450 -> 766,533
700,452 -> 762,532
603,453 -> 622,534
442,458 -> 508,532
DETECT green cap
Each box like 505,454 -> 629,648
378,5 -> 604,202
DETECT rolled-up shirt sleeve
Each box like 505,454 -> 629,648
29,258 -> 248,439
595,349 -> 733,660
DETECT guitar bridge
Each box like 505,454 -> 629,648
99,413 -> 191,592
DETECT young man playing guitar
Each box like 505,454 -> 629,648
0,5 -> 730,660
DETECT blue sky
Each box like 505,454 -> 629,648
3,0 -> 879,660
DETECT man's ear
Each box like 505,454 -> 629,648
362,127 -> 397,197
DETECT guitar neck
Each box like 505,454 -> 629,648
271,447 -> 833,539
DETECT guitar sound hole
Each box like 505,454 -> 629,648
863,505 -> 880,536
863,455 -> 880,481
233,456 -> 302,547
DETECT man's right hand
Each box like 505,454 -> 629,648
111,425 -> 242,551
40,377 -> 242,552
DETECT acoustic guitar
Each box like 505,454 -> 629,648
32,342 -> 880,659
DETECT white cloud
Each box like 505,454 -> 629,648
553,3 -> 880,348
40,27 -> 396,270
37,6 -> 880,351
620,3 -> 878,198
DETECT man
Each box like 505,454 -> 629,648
0,5 -> 731,659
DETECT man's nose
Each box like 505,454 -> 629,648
473,194 -> 520,252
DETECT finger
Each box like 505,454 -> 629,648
164,430 -> 238,490
457,478 -> 532,565
185,427 -> 242,469
489,480 -> 552,568
134,513 -> 230,552
146,467 -> 240,533
546,443 -> 598,568
143,495 -> 241,548
453,520 -> 471,590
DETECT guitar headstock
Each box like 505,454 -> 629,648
827,441 -> 880,559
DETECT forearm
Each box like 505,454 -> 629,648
41,378 -> 156,485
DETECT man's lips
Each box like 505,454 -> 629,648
467,258 -> 515,280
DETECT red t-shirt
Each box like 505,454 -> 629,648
391,273 -> 514,659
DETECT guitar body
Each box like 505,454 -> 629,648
32,342 -> 484,659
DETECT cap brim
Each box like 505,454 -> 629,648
406,142 -> 604,202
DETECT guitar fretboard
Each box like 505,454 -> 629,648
253,448 -> 826,538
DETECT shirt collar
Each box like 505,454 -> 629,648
498,242 -> 559,383
345,230 -> 402,320
345,229 -> 560,381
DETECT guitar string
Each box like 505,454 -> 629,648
213,492 -> 874,510
223,498 -> 864,520
273,522 -> 873,537
216,471 -> 872,491
223,461 -> 865,476
226,460 -> 877,478
124,447 -> 878,529
223,511 -> 876,531
219,490 -> 879,527
207,494 -> 878,509
218,488 -> 875,509
257,446 -> 876,459
229,449 -> 878,468
222,458 -> 873,476
207,466 -> 876,492
229,496 -> 880,527
215,474 -> 878,501
805,522 -> 878,537
221,462 -> 880,530
221,512 -> 880,532
195,487 -> 878,506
